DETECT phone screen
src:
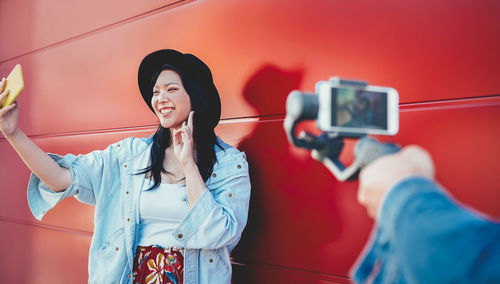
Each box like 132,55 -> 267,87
330,87 -> 387,130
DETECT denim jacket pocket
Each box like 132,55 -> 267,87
97,227 -> 125,256
201,248 -> 231,274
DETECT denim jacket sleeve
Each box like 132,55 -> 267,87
172,148 -> 251,251
27,142 -> 121,221
352,176 -> 500,283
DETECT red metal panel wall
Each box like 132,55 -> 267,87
1,0 -> 499,283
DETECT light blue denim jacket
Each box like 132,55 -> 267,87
27,135 -> 251,284
351,177 -> 500,283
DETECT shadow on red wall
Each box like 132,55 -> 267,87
232,65 -> 342,283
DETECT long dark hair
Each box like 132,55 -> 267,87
138,64 -> 221,190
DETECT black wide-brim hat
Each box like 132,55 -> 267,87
138,49 -> 221,129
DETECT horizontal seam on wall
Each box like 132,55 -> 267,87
400,94 -> 500,106
0,0 -> 195,64
0,215 -> 93,237
231,260 -> 351,283
0,115 -> 285,142
399,94 -> 500,112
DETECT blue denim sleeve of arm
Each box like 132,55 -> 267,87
173,150 -> 251,251
27,148 -> 111,221
379,176 -> 500,283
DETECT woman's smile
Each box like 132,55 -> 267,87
158,106 -> 175,115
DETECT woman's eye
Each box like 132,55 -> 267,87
152,91 -> 159,96
168,87 -> 178,92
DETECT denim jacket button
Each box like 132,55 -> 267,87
212,173 -> 216,178
177,233 -> 183,239
228,193 -> 233,197
237,165 -> 241,169
209,258 -> 213,263
115,247 -> 119,251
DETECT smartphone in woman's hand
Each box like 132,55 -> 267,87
1,64 -> 24,109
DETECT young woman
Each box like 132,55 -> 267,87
0,49 -> 251,283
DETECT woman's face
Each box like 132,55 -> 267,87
151,70 -> 192,129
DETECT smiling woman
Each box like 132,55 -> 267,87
0,49 -> 251,284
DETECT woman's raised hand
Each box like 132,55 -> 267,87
0,77 -> 20,137
172,111 -> 195,167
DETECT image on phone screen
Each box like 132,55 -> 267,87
332,87 -> 387,130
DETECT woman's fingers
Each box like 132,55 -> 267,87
0,77 -> 7,106
0,101 -> 15,116
179,114 -> 194,139
180,129 -> 187,143
0,77 -> 6,92
187,111 -> 194,134
0,89 -> 10,106
173,129 -> 182,145
184,124 -> 192,138
177,126 -> 192,142
173,128 -> 191,144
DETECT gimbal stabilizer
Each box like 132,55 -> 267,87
284,77 -> 400,181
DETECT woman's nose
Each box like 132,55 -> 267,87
158,90 -> 170,102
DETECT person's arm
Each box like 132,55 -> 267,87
381,177 -> 500,283
355,145 -> 500,283
5,128 -> 72,192
0,79 -> 72,192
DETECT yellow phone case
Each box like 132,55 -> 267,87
2,64 -> 24,108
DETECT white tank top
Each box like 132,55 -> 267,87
137,181 -> 190,248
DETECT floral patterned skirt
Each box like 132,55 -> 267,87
132,245 -> 184,284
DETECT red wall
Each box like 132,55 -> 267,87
1,0 -> 499,283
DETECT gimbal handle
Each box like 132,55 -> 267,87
311,136 -> 400,181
